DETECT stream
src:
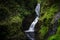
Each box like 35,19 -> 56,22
24,3 -> 40,40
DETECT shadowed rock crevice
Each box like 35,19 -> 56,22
22,13 -> 36,31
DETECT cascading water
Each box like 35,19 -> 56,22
25,3 -> 40,40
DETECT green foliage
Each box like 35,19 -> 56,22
46,14 -> 60,40
48,26 -> 60,40
40,5 -> 58,21
38,0 -> 60,40
0,0 -> 37,40
0,0 -> 60,40
39,25 -> 48,37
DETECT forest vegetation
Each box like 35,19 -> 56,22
0,0 -> 60,40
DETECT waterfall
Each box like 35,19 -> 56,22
25,3 -> 40,40
25,17 -> 39,32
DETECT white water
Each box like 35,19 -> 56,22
25,17 -> 39,32
25,3 -> 40,32
35,3 -> 40,16
25,3 -> 40,40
